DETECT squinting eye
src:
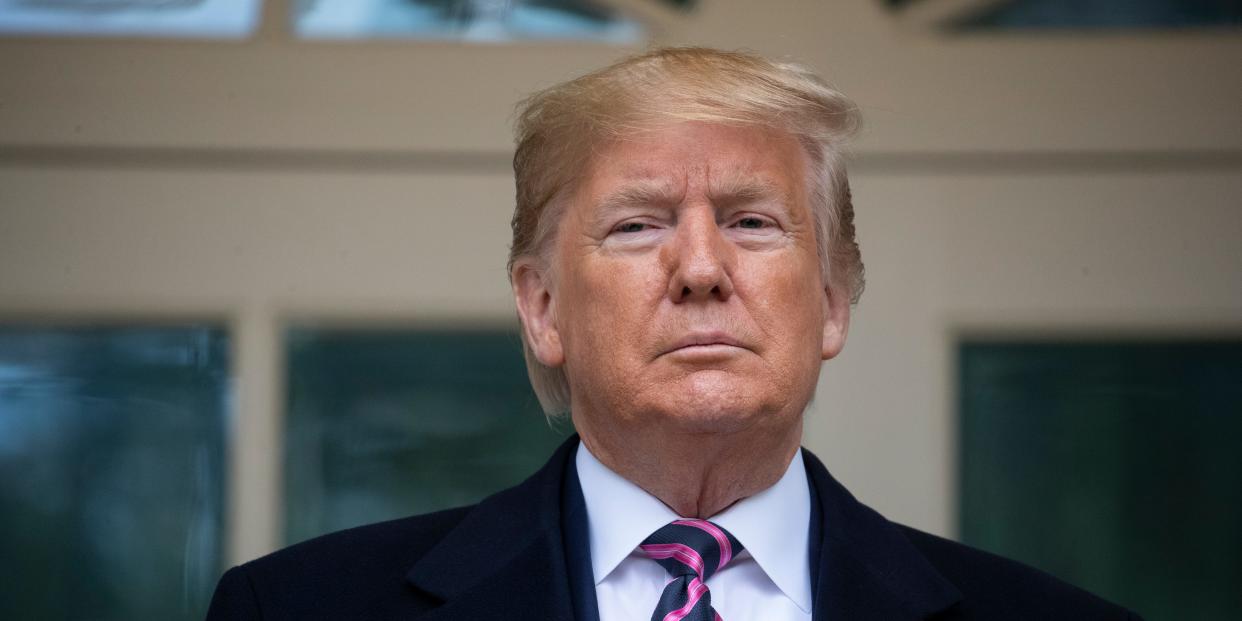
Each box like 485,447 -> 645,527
736,217 -> 769,229
615,222 -> 649,234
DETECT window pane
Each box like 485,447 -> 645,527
960,341 -> 1242,621
293,0 -> 645,42
284,327 -> 570,545
0,325 -> 230,621
0,0 -> 261,39
952,0 -> 1242,30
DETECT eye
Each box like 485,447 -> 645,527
733,216 -> 775,230
614,222 -> 650,234
604,217 -> 666,246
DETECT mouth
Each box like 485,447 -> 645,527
663,332 -> 750,357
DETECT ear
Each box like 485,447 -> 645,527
821,283 -> 851,361
512,258 -> 565,368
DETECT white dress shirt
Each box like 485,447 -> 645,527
576,442 -> 813,621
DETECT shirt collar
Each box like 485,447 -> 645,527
575,441 -> 813,613
576,441 -> 679,585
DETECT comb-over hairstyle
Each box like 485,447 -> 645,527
510,46 -> 864,416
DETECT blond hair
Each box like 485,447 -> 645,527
510,47 -> 864,415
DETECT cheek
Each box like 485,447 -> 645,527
747,256 -> 824,324
743,261 -> 826,382
578,255 -> 665,305
558,256 -> 665,350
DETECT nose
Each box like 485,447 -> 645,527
665,207 -> 736,303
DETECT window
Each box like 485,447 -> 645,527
293,0 -> 646,42
0,325 -> 230,621
883,0 -> 1242,30
955,0 -> 1242,30
0,0 -> 261,38
959,341 -> 1242,620
283,327 -> 570,545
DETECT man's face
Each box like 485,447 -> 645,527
516,122 -> 849,443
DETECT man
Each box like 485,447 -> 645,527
207,47 -> 1141,620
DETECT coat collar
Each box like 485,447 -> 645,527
405,436 -> 579,621
404,438 -> 962,620
803,448 -> 963,620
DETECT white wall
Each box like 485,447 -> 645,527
2,0 -> 1240,564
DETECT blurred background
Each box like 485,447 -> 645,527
1,0 -> 1240,619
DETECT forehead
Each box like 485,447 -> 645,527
575,122 -> 811,206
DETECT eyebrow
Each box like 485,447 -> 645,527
707,176 -> 788,207
594,179 -> 684,214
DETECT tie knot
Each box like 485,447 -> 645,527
640,519 -> 743,581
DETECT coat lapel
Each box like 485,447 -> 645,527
405,438 -> 579,621
404,439 -> 961,620
804,449 -> 963,620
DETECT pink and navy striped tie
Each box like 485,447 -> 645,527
640,519 -> 743,621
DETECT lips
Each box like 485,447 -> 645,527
664,332 -> 749,354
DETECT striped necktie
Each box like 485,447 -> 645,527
640,519 -> 744,621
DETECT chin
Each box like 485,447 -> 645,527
646,371 -> 772,434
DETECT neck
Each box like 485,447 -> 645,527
576,418 -> 802,519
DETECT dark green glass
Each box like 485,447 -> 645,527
960,341 -> 1242,621
952,0 -> 1242,30
284,327 -> 571,545
0,325 -> 229,621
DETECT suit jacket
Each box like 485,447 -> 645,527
206,437 -> 1142,620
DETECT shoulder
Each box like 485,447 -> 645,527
894,525 -> 1143,620
206,505 -> 473,621
206,437 -> 580,620
248,505 -> 472,576
800,448 -> 1142,620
